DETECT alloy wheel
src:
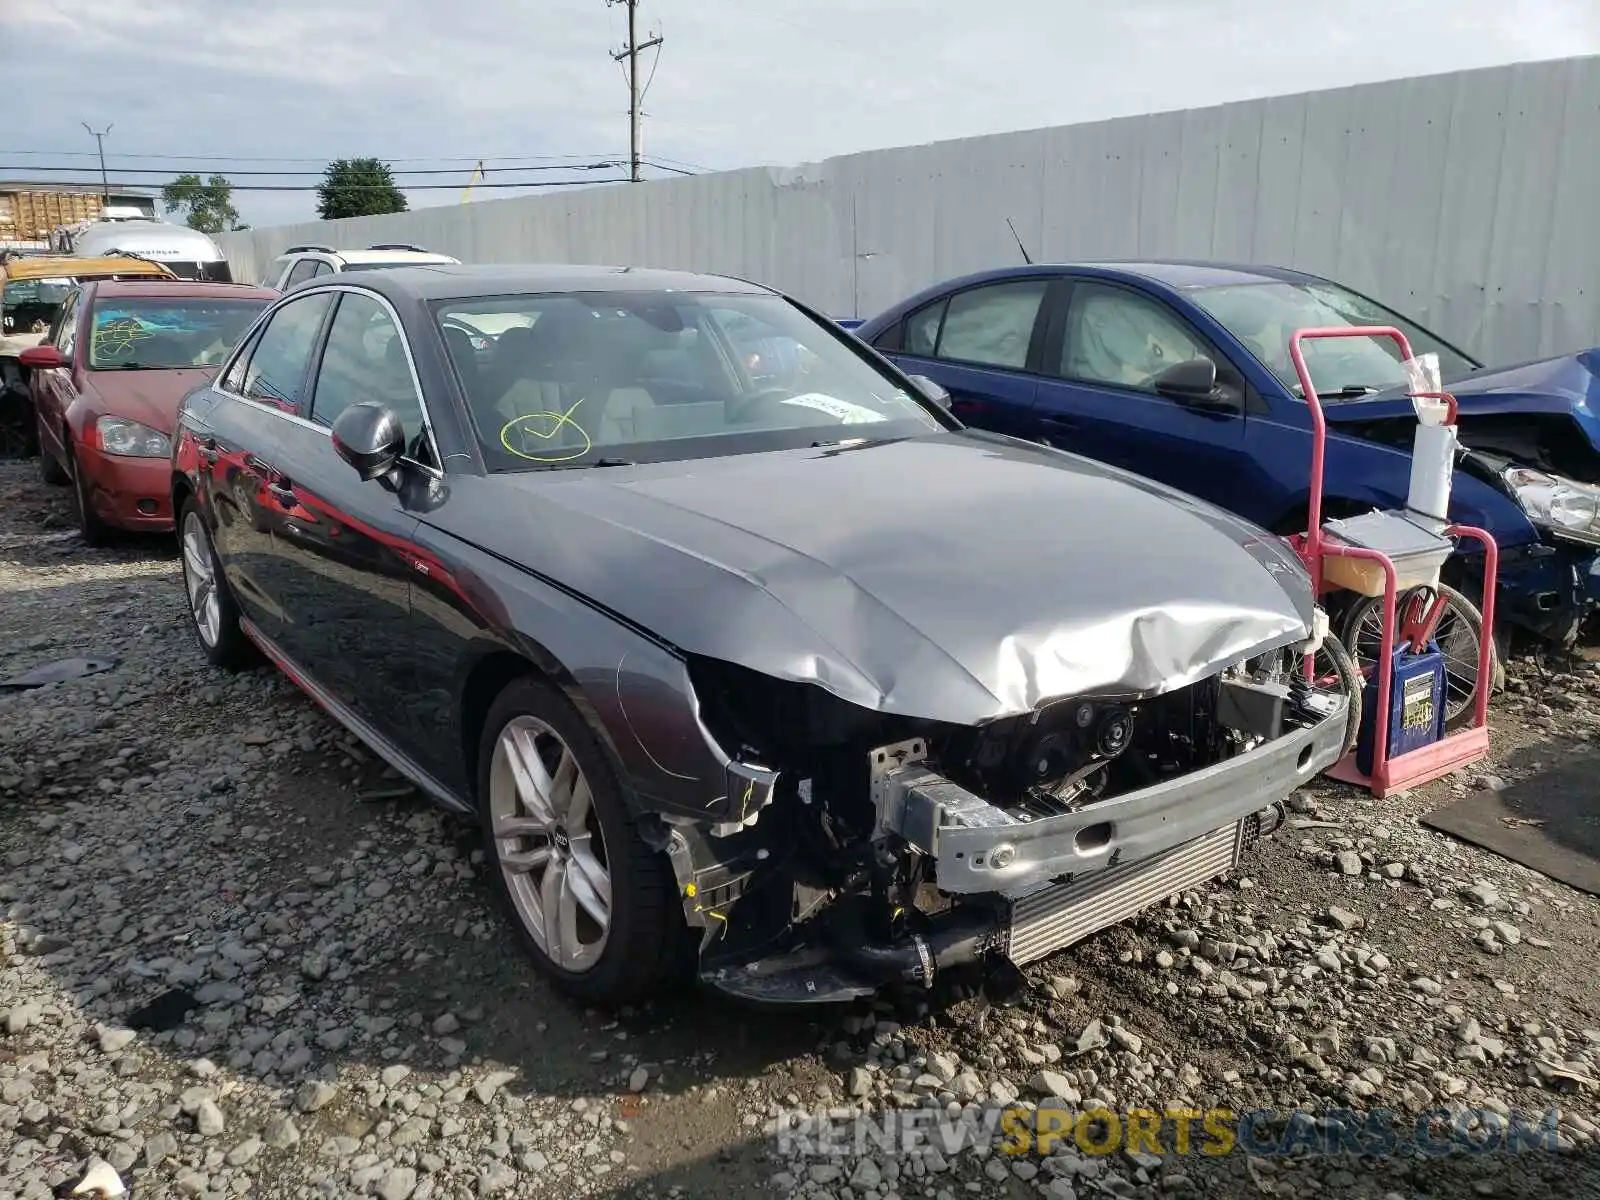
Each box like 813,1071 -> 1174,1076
488,715 -> 612,972
180,510 -> 222,648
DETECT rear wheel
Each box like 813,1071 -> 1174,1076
1341,584 -> 1494,729
476,676 -> 684,1006
178,499 -> 256,669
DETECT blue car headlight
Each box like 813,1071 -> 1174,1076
1503,466 -> 1600,548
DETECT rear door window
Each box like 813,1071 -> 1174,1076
934,281 -> 1048,370
219,325 -> 261,394
239,293 -> 334,411
903,301 -> 945,357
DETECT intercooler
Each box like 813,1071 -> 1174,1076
1003,820 -> 1243,965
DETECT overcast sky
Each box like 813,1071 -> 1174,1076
4,0 -> 1598,229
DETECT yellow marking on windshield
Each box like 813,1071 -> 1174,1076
498,399 -> 592,463
91,317 -> 155,360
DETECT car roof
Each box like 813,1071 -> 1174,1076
1,255 -> 175,282
1077,260 -> 1326,289
331,249 -> 460,265
932,260 -> 1327,291
301,263 -> 776,302
856,259 -> 1335,330
89,280 -> 279,301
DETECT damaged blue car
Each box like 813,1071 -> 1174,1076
852,262 -> 1600,668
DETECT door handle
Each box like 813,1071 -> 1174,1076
199,437 -> 218,465
266,481 -> 296,507
1040,415 -> 1080,429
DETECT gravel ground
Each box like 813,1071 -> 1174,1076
2,458 -> 1598,1200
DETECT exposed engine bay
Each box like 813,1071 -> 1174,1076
1339,410 -> 1600,483
662,640 -> 1348,1005
1332,412 -> 1600,644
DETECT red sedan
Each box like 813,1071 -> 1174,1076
23,279 -> 277,543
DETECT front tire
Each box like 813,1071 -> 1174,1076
476,676 -> 683,1006
38,439 -> 68,485
67,445 -> 111,546
178,499 -> 256,670
1293,632 -> 1363,757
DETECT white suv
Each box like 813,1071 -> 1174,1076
265,244 -> 460,290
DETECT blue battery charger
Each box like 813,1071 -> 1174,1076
1355,641 -> 1448,776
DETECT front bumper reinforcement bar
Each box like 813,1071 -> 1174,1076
871,699 -> 1347,897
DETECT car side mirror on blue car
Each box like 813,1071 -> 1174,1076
1153,357 -> 1237,413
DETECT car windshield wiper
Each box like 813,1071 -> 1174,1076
1293,383 -> 1380,400
105,362 -> 151,370
542,456 -> 636,470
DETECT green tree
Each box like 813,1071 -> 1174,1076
316,158 -> 408,220
162,173 -> 247,234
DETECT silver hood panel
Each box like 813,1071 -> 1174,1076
453,430 -> 1314,726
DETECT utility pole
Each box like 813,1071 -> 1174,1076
608,0 -> 662,182
81,122 -> 113,203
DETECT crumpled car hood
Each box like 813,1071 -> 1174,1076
1324,349 -> 1600,450
451,431 -> 1314,726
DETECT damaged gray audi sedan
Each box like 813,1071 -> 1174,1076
171,264 -> 1349,1006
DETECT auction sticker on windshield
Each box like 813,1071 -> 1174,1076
780,393 -> 891,423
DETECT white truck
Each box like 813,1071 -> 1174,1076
51,209 -> 232,282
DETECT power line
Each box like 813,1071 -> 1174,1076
3,164 -> 697,188
641,151 -> 712,172
0,150 -> 709,176
0,149 -> 633,164
608,0 -> 663,183
0,178 -> 635,193
4,161 -> 635,179
0,168 -> 696,188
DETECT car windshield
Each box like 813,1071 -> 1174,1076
1191,280 -> 1480,401
88,297 -> 269,369
435,290 -> 941,468
2,279 -> 75,336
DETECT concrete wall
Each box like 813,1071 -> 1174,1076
219,54 -> 1600,365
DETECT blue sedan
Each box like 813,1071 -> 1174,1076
852,261 -> 1600,661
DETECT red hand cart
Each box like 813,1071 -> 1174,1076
1283,325 -> 1497,798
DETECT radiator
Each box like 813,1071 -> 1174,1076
1004,821 -> 1242,966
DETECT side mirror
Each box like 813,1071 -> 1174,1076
18,345 -> 66,370
1153,357 -> 1235,411
908,373 -> 952,411
331,401 -> 406,481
